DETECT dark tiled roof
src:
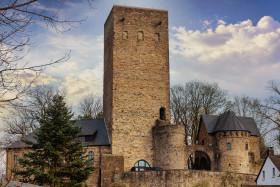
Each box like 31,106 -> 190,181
201,114 -> 218,133
74,118 -> 111,146
269,155 -> 280,172
201,111 -> 260,136
7,118 -> 110,149
6,132 -> 37,149
214,111 -> 250,132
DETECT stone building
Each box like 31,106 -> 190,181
6,5 -> 261,187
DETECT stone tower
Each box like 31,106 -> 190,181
103,6 -> 170,170
214,111 -> 255,173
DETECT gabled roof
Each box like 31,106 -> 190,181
255,155 -> 280,182
7,118 -> 110,149
270,155 -> 280,172
201,110 -> 261,136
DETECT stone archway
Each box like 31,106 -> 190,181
187,151 -> 211,170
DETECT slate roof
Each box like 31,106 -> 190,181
7,118 -> 110,149
270,155 -> 280,172
201,110 -> 261,136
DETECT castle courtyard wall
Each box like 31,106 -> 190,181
121,170 -> 257,187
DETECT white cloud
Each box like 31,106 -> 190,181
59,61 -> 103,106
218,20 -> 226,25
170,16 -> 280,98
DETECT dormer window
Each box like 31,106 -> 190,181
85,135 -> 94,142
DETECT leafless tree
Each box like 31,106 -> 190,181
0,0 -> 94,107
226,96 -> 272,136
2,85 -> 58,145
226,95 -> 271,158
171,80 -> 228,145
261,81 -> 280,128
77,94 -> 103,120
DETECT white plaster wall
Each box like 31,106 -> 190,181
257,157 -> 280,185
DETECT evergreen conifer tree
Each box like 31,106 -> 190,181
13,94 -> 94,187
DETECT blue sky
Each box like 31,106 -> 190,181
21,0 -> 280,107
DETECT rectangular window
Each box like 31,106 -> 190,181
273,168 -> 275,178
137,31 -> 144,41
14,155 -> 18,168
227,142 -> 231,150
263,170 -> 265,180
88,151 -> 94,164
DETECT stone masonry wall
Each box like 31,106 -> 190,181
197,121 -> 217,146
85,146 -> 110,187
6,146 -> 110,187
101,154 -> 124,187
104,5 -> 170,171
6,148 -> 29,180
124,170 -> 257,187
153,124 -> 185,170
216,131 -> 251,174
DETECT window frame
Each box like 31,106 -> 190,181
227,142 -> 231,150
14,155 -> 18,168
134,160 -> 150,172
88,151 -> 94,164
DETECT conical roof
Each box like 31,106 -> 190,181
213,110 -> 250,132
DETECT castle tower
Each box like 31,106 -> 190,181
214,111 -> 251,173
103,6 -> 170,170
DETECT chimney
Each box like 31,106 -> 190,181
267,147 -> 274,156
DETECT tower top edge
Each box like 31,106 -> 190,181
112,5 -> 168,12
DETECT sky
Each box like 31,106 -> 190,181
18,0 -> 280,110
3,0 -> 280,109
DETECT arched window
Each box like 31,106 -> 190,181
227,142 -> 231,150
88,151 -> 94,164
159,107 -> 166,120
134,160 -> 150,171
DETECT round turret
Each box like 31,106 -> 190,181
153,120 -> 185,169
216,130 -> 251,173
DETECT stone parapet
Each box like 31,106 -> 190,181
124,170 -> 257,187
